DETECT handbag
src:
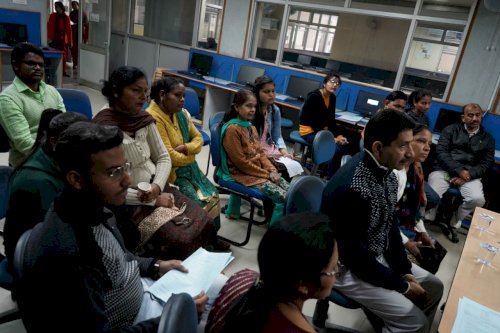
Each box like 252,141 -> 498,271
407,240 -> 447,274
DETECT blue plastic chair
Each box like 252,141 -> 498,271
157,293 -> 198,333
57,88 -> 93,119
310,130 -> 336,176
284,175 -> 325,215
209,116 -> 268,246
184,87 -> 210,145
288,105 -> 310,165
184,87 -> 212,175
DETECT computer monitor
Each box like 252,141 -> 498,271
310,57 -> 327,68
236,64 -> 265,85
189,53 -> 213,76
354,90 -> 387,118
297,54 -> 312,66
285,75 -> 321,100
0,22 -> 28,46
433,108 -> 462,133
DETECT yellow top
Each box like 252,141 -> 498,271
147,100 -> 203,183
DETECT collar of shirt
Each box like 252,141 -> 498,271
13,76 -> 46,96
464,123 -> 479,137
364,148 -> 389,171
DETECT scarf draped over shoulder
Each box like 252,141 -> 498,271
93,107 -> 155,132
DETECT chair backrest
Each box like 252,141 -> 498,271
57,88 -> 93,119
157,293 -> 198,333
0,166 -> 13,219
284,175 -> 325,215
312,130 -> 336,165
184,87 -> 200,117
13,229 -> 32,280
209,112 -> 225,129
210,121 -> 223,168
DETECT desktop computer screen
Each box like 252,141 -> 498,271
297,54 -> 312,66
0,22 -> 28,46
189,53 -> 213,76
285,75 -> 321,100
236,64 -> 265,85
433,108 -> 462,133
354,90 -> 387,118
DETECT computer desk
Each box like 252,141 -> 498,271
154,68 -> 366,132
438,207 -> 500,333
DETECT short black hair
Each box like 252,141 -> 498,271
322,72 -> 341,86
101,66 -> 147,105
150,76 -> 183,104
364,108 -> 415,152
55,122 -> 123,177
11,42 -> 44,69
258,212 -> 336,297
385,90 -> 407,103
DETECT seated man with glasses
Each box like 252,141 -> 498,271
0,42 -> 66,167
16,122 -> 207,332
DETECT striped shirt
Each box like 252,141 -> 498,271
93,224 -> 143,329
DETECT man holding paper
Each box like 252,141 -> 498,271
15,122 -> 207,332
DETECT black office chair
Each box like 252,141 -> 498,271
157,293 -> 198,333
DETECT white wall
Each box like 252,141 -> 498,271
219,0 -> 251,57
331,13 -> 409,71
449,0 -> 500,109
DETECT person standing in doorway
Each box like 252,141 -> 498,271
69,1 -> 89,71
48,1 -> 72,77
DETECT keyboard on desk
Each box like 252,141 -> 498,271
224,82 -> 253,90
177,70 -> 204,79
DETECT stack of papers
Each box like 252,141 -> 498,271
148,247 -> 234,303
451,297 -> 500,333
276,156 -> 304,178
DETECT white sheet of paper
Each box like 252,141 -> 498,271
277,156 -> 304,178
148,247 -> 234,303
451,297 -> 500,333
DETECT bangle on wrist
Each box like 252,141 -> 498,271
402,281 -> 411,295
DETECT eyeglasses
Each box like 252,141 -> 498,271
328,80 -> 341,87
320,261 -> 343,278
22,61 -> 45,69
107,162 -> 131,180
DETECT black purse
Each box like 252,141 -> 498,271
416,240 -> 447,274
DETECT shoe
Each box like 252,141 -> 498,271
63,73 -> 70,77
226,213 -> 240,220
212,239 -> 231,252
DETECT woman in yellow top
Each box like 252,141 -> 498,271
147,76 -> 221,229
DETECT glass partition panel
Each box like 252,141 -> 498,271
251,2 -> 285,63
197,0 -> 225,50
420,0 -> 473,21
351,0 -> 417,14
130,0 -> 196,45
402,22 -> 464,99
112,0 -> 128,32
292,0 -> 345,6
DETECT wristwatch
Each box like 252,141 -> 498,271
152,260 -> 161,279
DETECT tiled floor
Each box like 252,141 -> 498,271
0,84 -> 467,332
